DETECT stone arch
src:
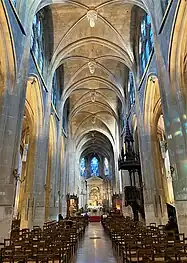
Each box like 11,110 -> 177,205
0,1 -> 16,154
0,1 -> 16,97
169,1 -> 187,120
16,76 -> 43,229
144,75 -> 174,223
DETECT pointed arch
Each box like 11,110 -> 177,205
18,76 -> 44,229
0,1 -> 16,107
169,1 -> 187,110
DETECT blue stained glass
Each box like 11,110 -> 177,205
91,157 -> 99,176
80,158 -> 86,176
52,72 -> 57,108
145,41 -> 149,61
141,20 -> 146,36
35,42 -> 39,60
139,14 -> 154,76
37,21 -> 41,35
33,15 -> 37,25
31,34 -> 34,51
104,158 -> 109,176
128,71 -> 135,107
31,13 -> 45,74
150,28 -> 153,47
139,38 -> 142,55
147,14 -> 151,25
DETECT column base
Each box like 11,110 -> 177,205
49,207 -> 59,221
144,203 -> 168,226
0,206 -> 12,243
33,206 -> 45,227
175,200 -> 187,235
61,198 -> 67,218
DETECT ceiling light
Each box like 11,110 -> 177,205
90,91 -> 96,102
87,10 -> 97,28
88,60 -> 96,74
92,115 -> 96,124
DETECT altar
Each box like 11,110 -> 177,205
87,176 -> 104,208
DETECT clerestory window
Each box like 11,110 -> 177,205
128,71 -> 135,109
90,157 -> 99,176
80,158 -> 86,177
31,13 -> 45,73
139,14 -> 154,77
104,158 -> 109,176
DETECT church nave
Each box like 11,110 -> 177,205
72,223 -> 117,263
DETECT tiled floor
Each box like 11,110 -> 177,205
72,222 -> 117,263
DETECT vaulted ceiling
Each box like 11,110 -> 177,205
38,0 -> 145,160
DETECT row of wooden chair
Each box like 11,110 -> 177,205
102,216 -> 187,262
0,217 -> 88,262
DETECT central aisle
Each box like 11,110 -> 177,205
72,222 -> 117,263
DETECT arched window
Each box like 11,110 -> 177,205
104,158 -> 109,176
31,13 -> 45,73
139,14 -> 153,76
90,157 -> 99,176
80,158 -> 86,177
128,71 -> 135,108
52,72 -> 57,109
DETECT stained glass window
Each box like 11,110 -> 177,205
104,158 -> 109,176
128,71 -> 135,108
31,13 -> 45,73
139,14 -> 154,76
90,157 -> 99,176
80,158 -> 86,177
52,72 -> 57,109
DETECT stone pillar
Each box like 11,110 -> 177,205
67,140 -> 76,194
121,170 -> 132,217
61,145 -> 68,218
0,94 -> 22,242
49,120 -> 62,221
138,122 -> 167,225
32,84 -> 52,226
152,17 -> 187,232
0,37 -> 31,242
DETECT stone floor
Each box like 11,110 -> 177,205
72,222 -> 117,263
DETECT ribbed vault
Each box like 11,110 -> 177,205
24,0 -> 151,165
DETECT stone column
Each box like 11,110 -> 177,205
152,20 -> 187,232
0,30 -> 32,242
32,80 -> 52,226
137,111 -> 168,225
61,143 -> 68,218
49,119 -> 62,221
67,140 -> 76,194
